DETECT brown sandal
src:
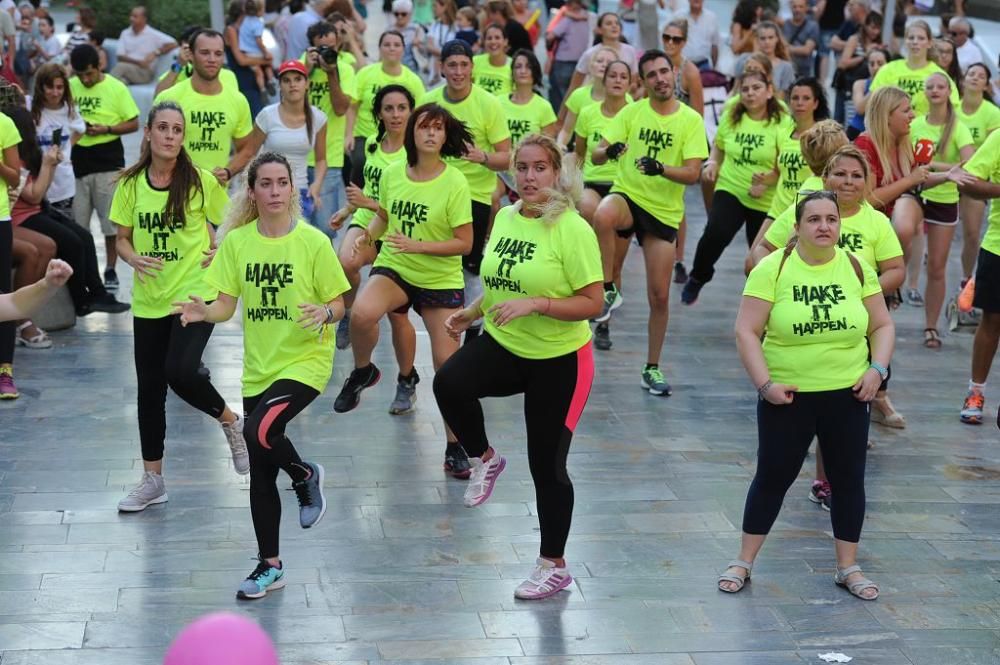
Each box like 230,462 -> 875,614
924,328 -> 942,349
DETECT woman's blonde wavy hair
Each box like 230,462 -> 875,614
509,133 -> 582,224
218,152 -> 302,242
864,86 -> 914,190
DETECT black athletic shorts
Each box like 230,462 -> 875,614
371,266 -> 465,315
973,248 -> 1000,314
614,193 -> 678,244
585,181 -> 612,199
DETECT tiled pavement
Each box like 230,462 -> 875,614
2,185 -> 1000,664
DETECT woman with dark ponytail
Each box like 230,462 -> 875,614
329,84 -> 422,415
110,101 -> 249,513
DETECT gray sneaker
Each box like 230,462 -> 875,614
222,416 -> 250,475
389,370 -> 419,415
292,462 -> 326,528
335,312 -> 351,350
118,471 -> 168,512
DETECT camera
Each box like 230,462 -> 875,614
316,45 -> 338,65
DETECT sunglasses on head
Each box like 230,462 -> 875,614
795,189 -> 839,209
661,34 -> 684,44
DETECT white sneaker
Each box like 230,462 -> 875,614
222,416 -> 250,475
463,453 -> 506,507
514,557 -> 573,600
118,471 -> 168,512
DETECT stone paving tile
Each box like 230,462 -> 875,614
3,175 -> 999,665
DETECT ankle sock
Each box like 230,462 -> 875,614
970,380 -> 986,394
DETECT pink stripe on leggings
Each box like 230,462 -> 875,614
564,341 -> 595,432
257,402 -> 290,450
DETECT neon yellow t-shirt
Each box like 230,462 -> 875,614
473,54 -> 512,96
0,112 -> 20,221
957,100 -> 1000,148
963,129 -> 1000,257
869,60 -> 959,117
909,116 -> 973,204
575,102 -> 619,183
481,206 -> 603,359
764,202 -> 903,270
766,133 -> 815,220
373,161 -> 472,289
304,58 -> 357,169
743,247 -> 882,392
70,75 -> 140,148
158,65 -> 239,90
109,168 -> 227,318
419,85 -> 510,204
715,110 -> 792,212
205,221 -> 350,396
500,93 -> 556,146
155,80 -> 253,172
602,99 -> 708,229
351,135 -> 406,230
352,63 -> 425,140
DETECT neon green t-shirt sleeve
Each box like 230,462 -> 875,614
763,207 -> 794,248
964,129 -> 1000,180
954,121 -> 974,152
872,211 -> 903,262
117,81 -> 140,121
859,258 -> 882,299
203,172 -> 230,224
743,253 -> 778,302
537,95 -> 557,127
485,96 -> 510,146
446,174 -> 473,228
108,177 -> 134,227
714,112 -> 731,149
313,237 -> 351,303
681,110 -> 709,160
231,90 -> 253,140
340,62 -> 357,100
204,229 -> 241,298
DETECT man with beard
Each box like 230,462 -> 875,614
419,40 -> 510,342
154,30 -> 254,187
591,49 -> 708,396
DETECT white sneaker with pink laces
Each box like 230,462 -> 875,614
514,557 -> 573,600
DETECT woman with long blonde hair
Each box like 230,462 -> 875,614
434,133 -> 602,601
175,152 -> 351,600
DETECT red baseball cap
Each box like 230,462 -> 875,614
277,60 -> 308,77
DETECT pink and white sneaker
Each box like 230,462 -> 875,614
514,558 -> 573,600
463,453 -> 506,507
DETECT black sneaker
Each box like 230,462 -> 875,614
87,292 -> 130,314
594,323 -> 612,350
104,268 -> 119,291
333,363 -> 381,413
681,277 -> 703,305
673,261 -> 688,284
444,443 -> 472,479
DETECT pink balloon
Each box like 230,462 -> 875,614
163,612 -> 279,665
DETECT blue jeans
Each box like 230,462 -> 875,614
307,166 -> 344,242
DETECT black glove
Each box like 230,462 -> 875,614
636,156 -> 664,176
606,142 -> 626,160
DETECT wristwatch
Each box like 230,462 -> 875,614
869,361 -> 889,380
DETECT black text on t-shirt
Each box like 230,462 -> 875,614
484,235 -> 536,294
245,262 -> 295,321
139,211 -> 183,261
733,131 -> 765,166
390,199 -> 429,238
791,281 -> 854,336
638,126 -> 674,160
189,110 -> 226,153
779,150 -> 806,190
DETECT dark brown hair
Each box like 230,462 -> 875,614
730,70 -> 784,125
118,102 -> 205,228
31,62 -> 75,126
403,103 -> 472,166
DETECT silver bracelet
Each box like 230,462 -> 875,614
324,306 -> 334,324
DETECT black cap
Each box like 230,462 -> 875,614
440,39 -> 474,62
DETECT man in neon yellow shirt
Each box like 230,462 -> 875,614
154,30 -> 255,187
591,49 -> 707,396
69,43 -> 140,291
957,132 -> 1000,425
420,40 -> 511,341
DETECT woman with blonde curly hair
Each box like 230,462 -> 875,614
434,133 -> 603,601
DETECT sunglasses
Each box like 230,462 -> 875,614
948,30 -> 967,36
394,11 -> 409,16
661,34 -> 684,44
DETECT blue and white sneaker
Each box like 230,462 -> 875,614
236,559 -> 286,600
292,461 -> 327,528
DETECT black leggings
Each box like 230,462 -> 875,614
433,333 -> 595,558
690,190 -> 769,284
20,211 -> 102,306
743,389 -> 870,543
244,379 -> 317,559
0,221 -> 12,364
133,315 -> 226,461
463,201 -> 492,276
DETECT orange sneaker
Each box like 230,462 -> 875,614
958,278 -> 975,313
